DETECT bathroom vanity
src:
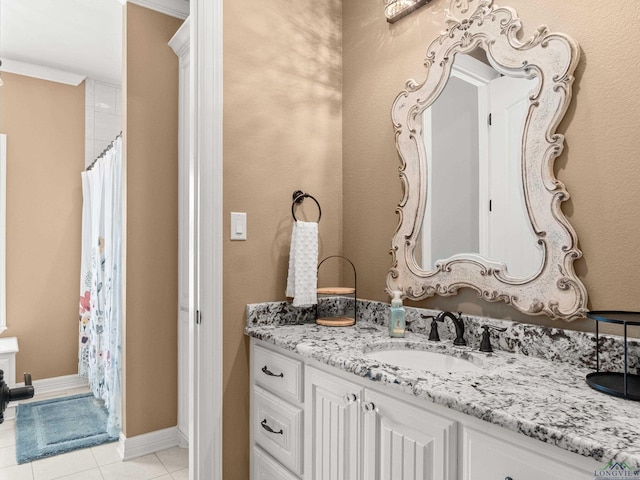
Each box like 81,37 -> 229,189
246,0 -> 640,478
246,301 -> 640,480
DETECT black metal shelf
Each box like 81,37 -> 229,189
586,311 -> 640,401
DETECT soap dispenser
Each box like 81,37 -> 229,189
389,290 -> 406,338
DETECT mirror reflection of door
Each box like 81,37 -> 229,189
420,53 -> 542,278
486,74 -> 540,277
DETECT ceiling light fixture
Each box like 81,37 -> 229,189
385,0 -> 430,23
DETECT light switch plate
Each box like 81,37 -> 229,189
230,212 -> 247,241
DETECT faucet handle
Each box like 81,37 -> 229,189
479,325 -> 507,353
421,314 -> 442,341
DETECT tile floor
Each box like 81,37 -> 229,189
0,389 -> 188,480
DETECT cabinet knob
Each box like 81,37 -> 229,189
361,402 -> 376,413
343,393 -> 358,405
261,365 -> 284,378
505,477 -> 513,480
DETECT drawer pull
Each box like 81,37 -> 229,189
261,419 -> 283,435
261,365 -> 284,378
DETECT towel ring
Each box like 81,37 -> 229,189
291,190 -> 322,223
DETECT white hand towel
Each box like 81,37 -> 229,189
285,221 -> 318,307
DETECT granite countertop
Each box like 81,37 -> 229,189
245,307 -> 640,468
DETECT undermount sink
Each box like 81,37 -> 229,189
363,348 -> 481,373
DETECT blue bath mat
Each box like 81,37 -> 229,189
15,393 -> 118,464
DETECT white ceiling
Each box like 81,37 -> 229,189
0,0 -> 123,85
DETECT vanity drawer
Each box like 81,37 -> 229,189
461,426 -> 594,480
253,446 -> 300,480
253,344 -> 303,404
253,385 -> 303,476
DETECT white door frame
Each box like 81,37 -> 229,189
0,134 -> 6,334
190,1 -> 223,479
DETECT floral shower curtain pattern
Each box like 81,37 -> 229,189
78,135 -> 123,438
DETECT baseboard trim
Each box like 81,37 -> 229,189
177,427 -> 189,448
118,426 -> 180,461
15,374 -> 89,398
4,405 -> 15,421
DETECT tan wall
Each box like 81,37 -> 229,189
219,0 -> 640,473
222,0 -> 342,477
343,0 -> 640,336
124,4 -> 181,437
0,73 -> 84,383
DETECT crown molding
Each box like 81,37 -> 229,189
0,59 -> 86,86
169,17 -> 190,56
127,0 -> 189,19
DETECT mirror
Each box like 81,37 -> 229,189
418,52 -> 542,278
387,0 -> 588,320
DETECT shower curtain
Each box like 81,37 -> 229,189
78,135 -> 123,438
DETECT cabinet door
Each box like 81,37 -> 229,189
362,390 -> 457,480
305,367 -> 364,480
461,426 -> 595,480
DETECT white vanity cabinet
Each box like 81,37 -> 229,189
250,339 -> 599,480
251,343 -> 304,479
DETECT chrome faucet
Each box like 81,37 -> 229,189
435,311 -> 466,346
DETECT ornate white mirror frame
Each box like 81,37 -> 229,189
387,0 -> 588,320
